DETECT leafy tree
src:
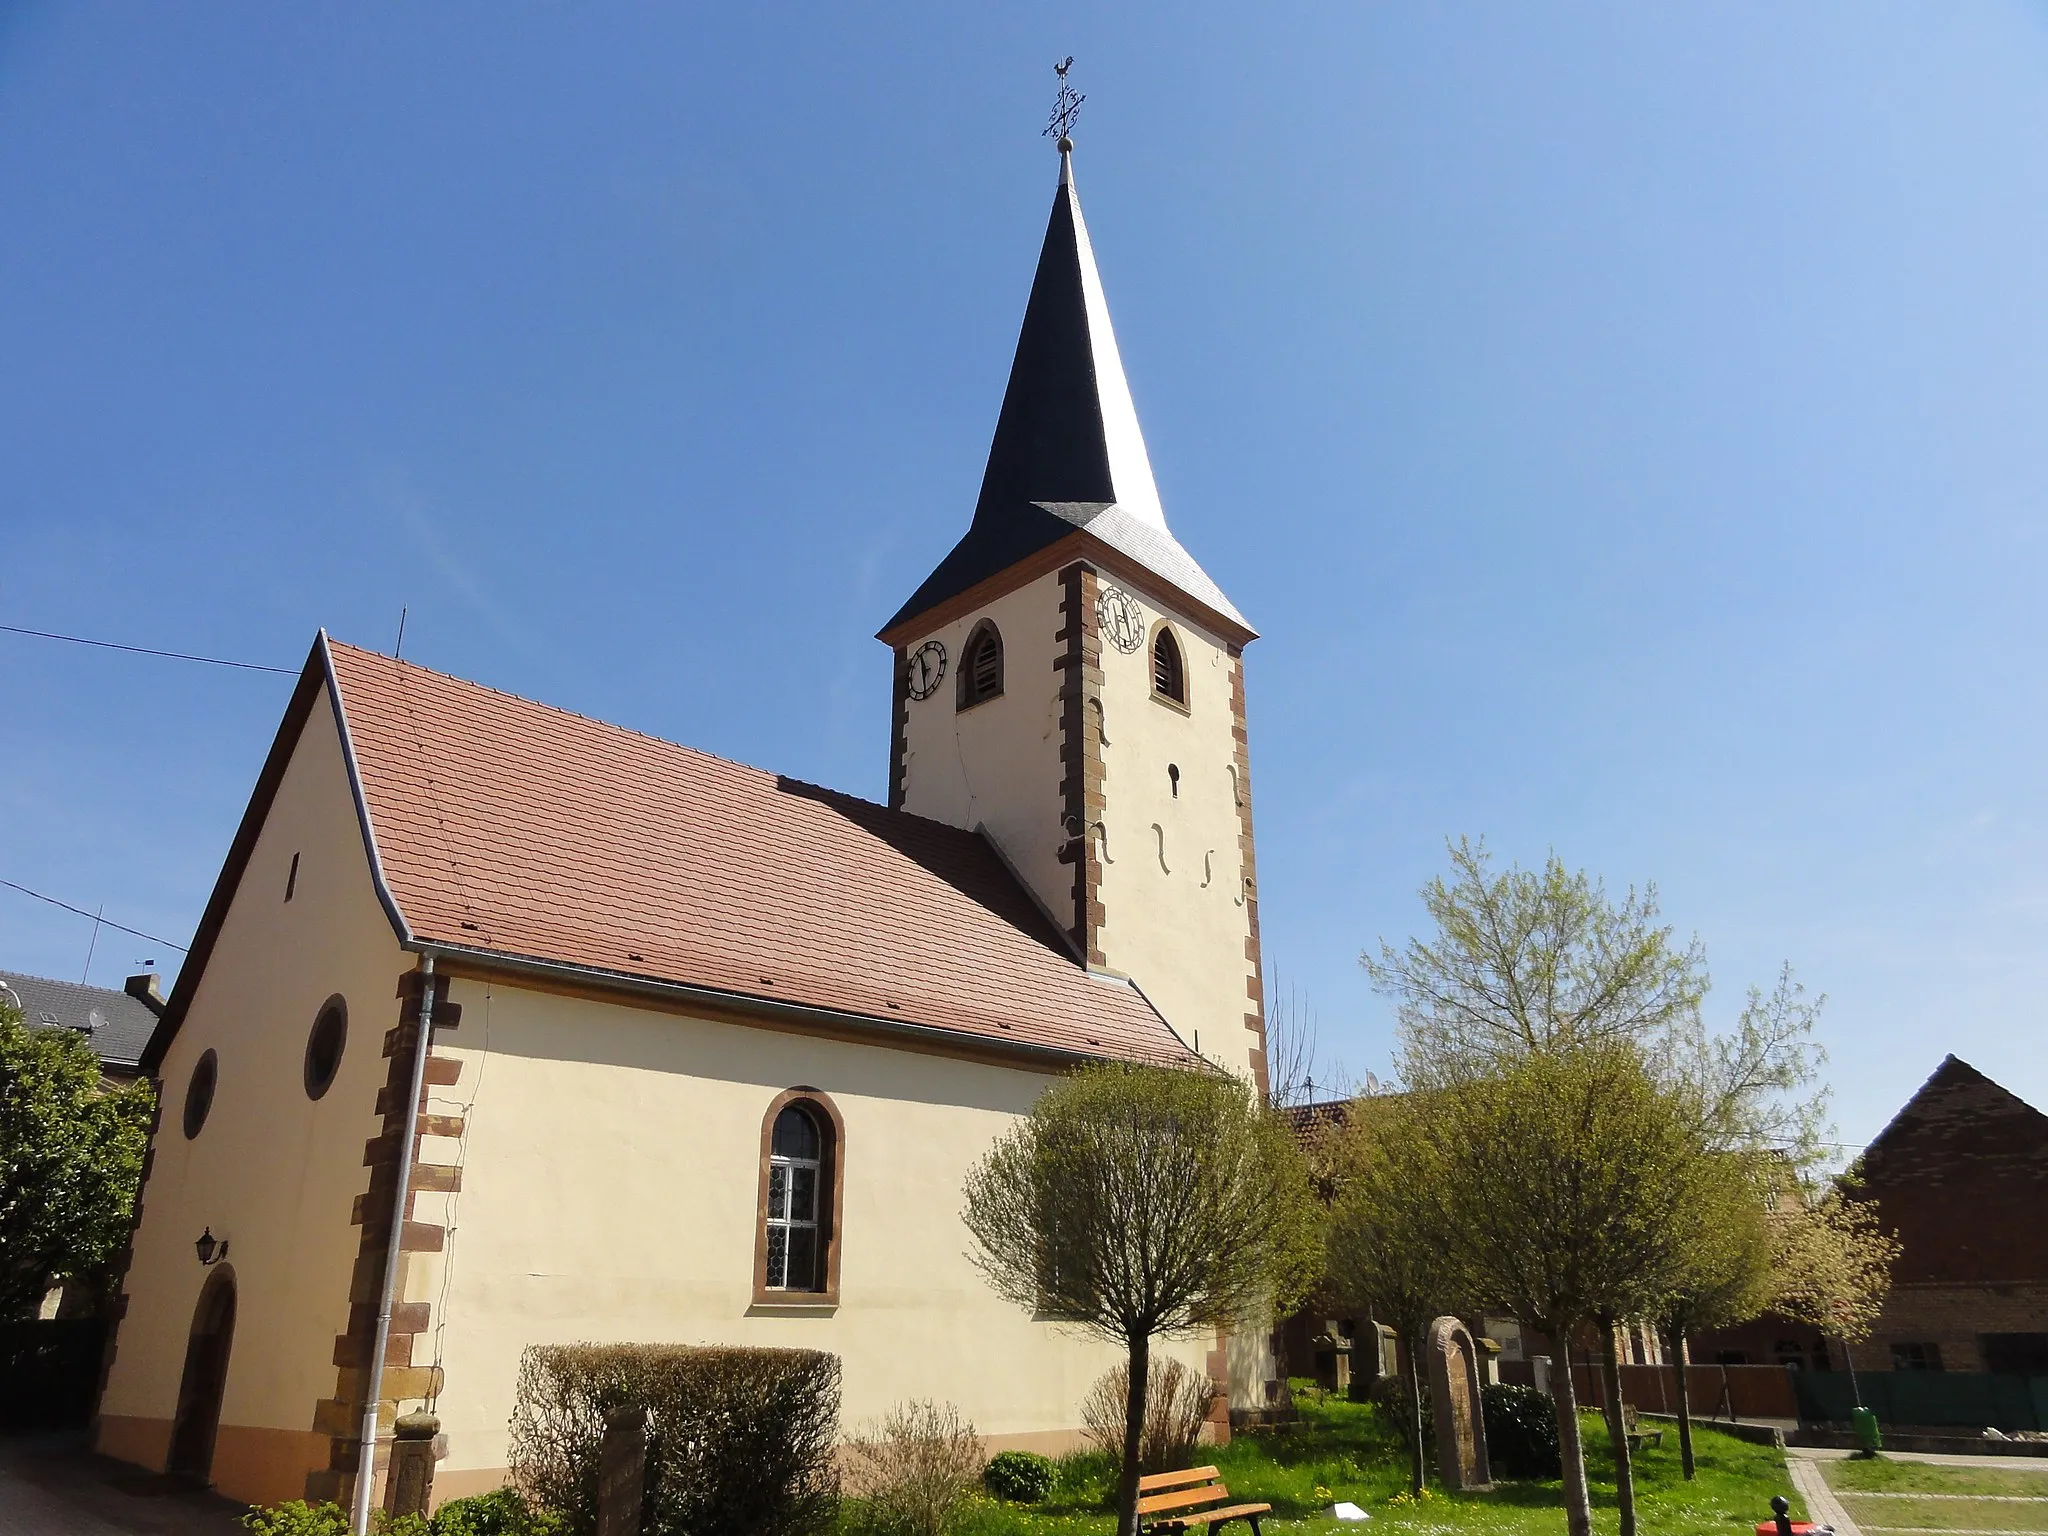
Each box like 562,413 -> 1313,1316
1769,1180 -> 1899,1357
961,1062 -> 1321,1536
1658,1159 -> 1777,1479
0,1000 -> 154,1318
1399,1044 -> 1714,1536
1324,1096 -> 1459,1494
1368,840 -> 1838,1534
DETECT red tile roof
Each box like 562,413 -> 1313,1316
325,641 -> 1188,1065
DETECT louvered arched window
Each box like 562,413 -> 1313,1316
1152,626 -> 1186,705
957,620 -> 1004,709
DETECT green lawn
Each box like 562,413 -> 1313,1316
938,1393 -> 1802,1536
1821,1460 -> 2048,1500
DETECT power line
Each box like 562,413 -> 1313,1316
0,623 -> 295,675
0,879 -> 189,953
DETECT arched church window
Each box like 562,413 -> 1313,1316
957,621 -> 1004,710
1152,626 -> 1186,705
755,1090 -> 843,1301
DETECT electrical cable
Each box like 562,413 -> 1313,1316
0,879 -> 190,952
0,623 -> 295,674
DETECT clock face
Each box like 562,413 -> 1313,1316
905,639 -> 947,701
1096,586 -> 1145,654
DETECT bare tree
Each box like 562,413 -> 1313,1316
961,1063 -> 1322,1536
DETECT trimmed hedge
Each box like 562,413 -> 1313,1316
1481,1382 -> 1561,1481
508,1343 -> 840,1536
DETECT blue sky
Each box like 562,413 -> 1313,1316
4,4 -> 2046,1147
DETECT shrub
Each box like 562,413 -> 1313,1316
1369,1372 -> 1432,1461
845,1400 -> 984,1536
981,1450 -> 1056,1504
431,1487 -> 565,1536
1481,1382 -> 1561,1481
508,1342 -> 840,1536
243,1505 -> 348,1536
1079,1356 -> 1220,1474
242,1493 -> 559,1536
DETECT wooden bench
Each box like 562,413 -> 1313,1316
1136,1466 -> 1272,1536
1622,1404 -> 1664,1453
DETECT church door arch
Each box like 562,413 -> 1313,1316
168,1265 -> 237,1483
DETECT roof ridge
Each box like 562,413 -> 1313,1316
1,970 -> 144,995
326,639 -> 1018,851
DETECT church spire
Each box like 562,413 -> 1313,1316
883,139 -> 1248,638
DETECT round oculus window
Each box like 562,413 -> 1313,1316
304,996 -> 347,1101
183,1049 -> 218,1140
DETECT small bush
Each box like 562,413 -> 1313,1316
981,1451 -> 1056,1504
508,1342 -> 840,1536
243,1493 -> 559,1536
431,1487 -> 564,1536
845,1400 -> 983,1536
1369,1372 -> 1432,1461
1080,1357 -> 1220,1474
1482,1382 -> 1561,1481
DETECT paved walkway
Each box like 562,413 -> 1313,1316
0,1437 -> 246,1536
1790,1448 -> 2048,1474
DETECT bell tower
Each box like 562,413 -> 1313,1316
878,140 -> 1267,1093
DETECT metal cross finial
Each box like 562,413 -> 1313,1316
1044,56 -> 1085,149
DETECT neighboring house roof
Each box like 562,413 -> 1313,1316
0,971 -> 162,1073
883,150 -> 1249,641
1858,1054 -> 2048,1286
147,635 -> 1193,1073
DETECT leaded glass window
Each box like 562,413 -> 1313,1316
765,1104 -> 823,1291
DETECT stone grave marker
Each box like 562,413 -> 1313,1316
1428,1315 -> 1493,1492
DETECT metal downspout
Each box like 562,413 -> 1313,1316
351,951 -> 437,1536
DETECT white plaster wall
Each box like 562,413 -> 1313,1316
1090,593 -> 1261,1081
897,571 -> 1069,928
421,979 -> 1212,1480
103,683 -> 406,1439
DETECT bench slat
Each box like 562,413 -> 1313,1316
1138,1467 -> 1223,1492
1155,1502 -> 1273,1528
1138,1485 -> 1230,1516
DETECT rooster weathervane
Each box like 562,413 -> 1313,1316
1044,57 -> 1085,149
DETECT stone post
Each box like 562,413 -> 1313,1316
596,1406 -> 649,1536
384,1410 -> 440,1518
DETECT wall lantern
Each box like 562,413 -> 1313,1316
195,1227 -> 229,1266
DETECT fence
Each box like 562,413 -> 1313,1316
1793,1371 -> 2048,1433
0,1318 -> 109,1431
1498,1359 -> 1799,1419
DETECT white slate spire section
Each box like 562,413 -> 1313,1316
1062,149 -> 1169,533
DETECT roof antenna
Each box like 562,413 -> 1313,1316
1044,57 -> 1084,152
394,605 -> 408,660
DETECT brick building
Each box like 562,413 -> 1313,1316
1841,1055 -> 2048,1376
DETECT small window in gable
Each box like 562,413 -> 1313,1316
1152,626 -> 1186,705
957,621 -> 1004,710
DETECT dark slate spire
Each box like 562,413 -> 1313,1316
884,147 -> 1248,638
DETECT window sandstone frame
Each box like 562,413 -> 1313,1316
303,995 -> 347,1101
957,620 -> 1005,711
1151,624 -> 1188,709
752,1088 -> 845,1305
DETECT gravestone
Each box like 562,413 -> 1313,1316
1427,1316 -> 1493,1492
596,1406 -> 648,1536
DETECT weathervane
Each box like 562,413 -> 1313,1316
1044,57 -> 1085,150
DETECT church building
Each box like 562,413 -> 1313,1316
96,139 -> 1271,1510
